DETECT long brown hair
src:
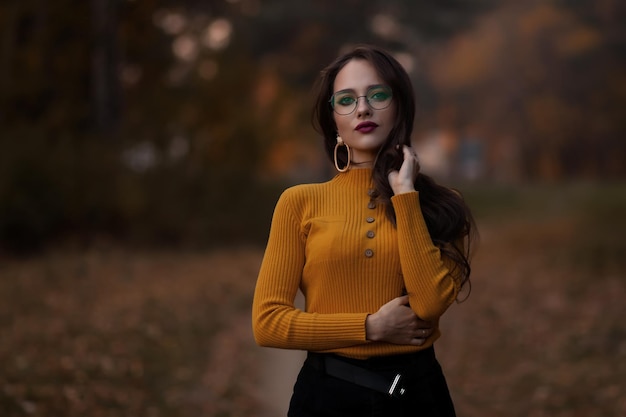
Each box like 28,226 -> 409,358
312,45 -> 476,295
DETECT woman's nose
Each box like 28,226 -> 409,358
355,96 -> 371,116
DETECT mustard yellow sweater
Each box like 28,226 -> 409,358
252,168 -> 461,359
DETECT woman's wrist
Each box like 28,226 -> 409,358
392,185 -> 416,195
365,314 -> 380,341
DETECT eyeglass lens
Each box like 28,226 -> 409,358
330,86 -> 392,115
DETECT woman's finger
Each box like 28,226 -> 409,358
411,337 -> 426,346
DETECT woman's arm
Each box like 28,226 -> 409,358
251,189 -> 370,351
392,192 -> 461,320
388,146 -> 461,320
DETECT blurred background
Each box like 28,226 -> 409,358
0,0 -> 625,416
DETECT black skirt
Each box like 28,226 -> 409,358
287,347 -> 456,417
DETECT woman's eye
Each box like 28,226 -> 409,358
369,91 -> 391,101
337,96 -> 356,106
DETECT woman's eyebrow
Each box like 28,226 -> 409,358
333,88 -> 355,95
333,84 -> 386,95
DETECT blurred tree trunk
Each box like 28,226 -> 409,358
0,1 -> 20,124
91,0 -> 120,134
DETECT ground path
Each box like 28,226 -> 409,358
252,291 -> 306,416
256,347 -> 305,416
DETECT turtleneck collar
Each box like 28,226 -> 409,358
333,167 -> 374,188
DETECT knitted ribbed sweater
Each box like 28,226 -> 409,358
252,168 -> 461,359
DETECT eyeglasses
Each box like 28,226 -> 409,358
329,85 -> 393,115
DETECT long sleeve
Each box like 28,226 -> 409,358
391,191 -> 460,321
251,188 -> 369,351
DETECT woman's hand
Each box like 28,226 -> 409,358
365,295 -> 434,346
388,145 -> 420,195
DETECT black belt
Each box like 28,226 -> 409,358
307,353 -> 408,398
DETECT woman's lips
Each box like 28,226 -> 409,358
355,122 -> 378,133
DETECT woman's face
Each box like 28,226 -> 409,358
332,59 -> 396,165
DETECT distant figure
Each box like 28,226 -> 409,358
252,45 -> 476,416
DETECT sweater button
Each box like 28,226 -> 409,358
367,188 -> 376,197
367,201 -> 376,209
366,230 -> 375,238
364,249 -> 374,258
366,217 -> 375,223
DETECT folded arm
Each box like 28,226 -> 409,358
252,190 -> 370,351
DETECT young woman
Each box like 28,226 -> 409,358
252,45 -> 476,417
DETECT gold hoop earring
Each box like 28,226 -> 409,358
334,135 -> 351,172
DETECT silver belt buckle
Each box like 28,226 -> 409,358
388,373 -> 406,397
